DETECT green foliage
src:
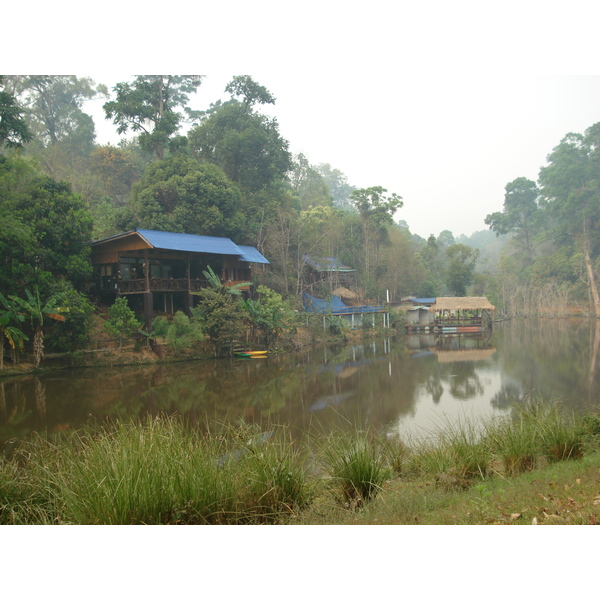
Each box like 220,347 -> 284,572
445,243 -> 479,296
244,285 -> 297,347
188,90 -> 291,192
5,75 -> 107,154
163,311 -> 204,349
193,288 -> 246,356
122,154 -> 244,238
9,286 -> 69,368
0,76 -> 32,149
44,281 -> 94,353
104,75 -> 203,160
103,297 -> 141,339
0,292 -> 28,370
0,155 -> 93,295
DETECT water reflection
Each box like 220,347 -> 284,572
2,319 -> 600,448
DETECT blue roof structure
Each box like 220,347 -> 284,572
136,229 -> 242,256
237,245 -> 270,264
409,298 -> 436,305
93,229 -> 269,264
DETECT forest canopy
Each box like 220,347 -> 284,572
1,72 -> 599,346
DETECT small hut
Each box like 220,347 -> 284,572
428,297 -> 496,330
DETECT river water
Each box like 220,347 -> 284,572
2,318 -> 599,449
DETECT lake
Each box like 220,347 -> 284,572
2,318 -> 599,450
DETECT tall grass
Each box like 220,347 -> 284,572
15,417 -> 311,524
407,415 -> 490,484
319,428 -> 391,507
1,402 -> 599,524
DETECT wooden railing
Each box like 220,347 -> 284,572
116,278 -> 252,294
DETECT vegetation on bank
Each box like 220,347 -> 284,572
2,399 -> 599,525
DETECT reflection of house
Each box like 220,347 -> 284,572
91,229 -> 269,324
303,255 -> 355,291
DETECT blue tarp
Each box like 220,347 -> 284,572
303,292 -> 347,313
302,292 -> 384,315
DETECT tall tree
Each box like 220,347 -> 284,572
5,75 -> 107,153
446,244 -> 479,296
224,76 -> 276,112
315,163 -> 355,209
188,77 -> 291,193
104,76 -> 204,160
0,76 -> 32,149
538,123 -> 600,316
485,177 -> 539,261
350,186 -> 403,277
289,154 -> 332,210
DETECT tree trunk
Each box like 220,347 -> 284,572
584,218 -> 600,317
33,329 -> 44,369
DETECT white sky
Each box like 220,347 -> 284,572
7,1 -> 600,244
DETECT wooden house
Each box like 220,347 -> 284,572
302,255 -> 355,292
91,229 -> 269,325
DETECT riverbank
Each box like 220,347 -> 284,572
2,402 -> 599,525
0,315 -> 397,378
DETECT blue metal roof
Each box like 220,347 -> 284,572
136,229 -> 243,256
237,245 -> 270,264
409,298 -> 436,305
93,229 -> 269,264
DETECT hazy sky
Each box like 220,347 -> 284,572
88,74 -> 600,240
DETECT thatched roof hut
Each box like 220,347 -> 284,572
428,297 -> 496,312
332,287 -> 357,302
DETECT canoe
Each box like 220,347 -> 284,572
235,350 -> 268,358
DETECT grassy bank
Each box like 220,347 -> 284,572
2,400 -> 599,525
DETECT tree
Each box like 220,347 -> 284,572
0,76 -> 32,149
0,155 -> 93,296
446,244 -> 479,296
10,287 -> 68,368
193,287 -> 246,356
289,154 -> 333,210
538,123 -> 600,316
0,293 -> 28,370
122,154 -> 244,238
5,75 -> 107,153
315,163 -> 355,209
485,177 -> 539,260
188,78 -> 291,192
104,76 -> 203,160
224,76 -> 276,112
350,186 -> 403,276
103,297 -> 141,344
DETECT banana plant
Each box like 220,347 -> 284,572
9,287 -> 68,369
202,265 -> 250,296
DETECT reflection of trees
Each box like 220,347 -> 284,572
490,382 -> 523,410
445,363 -> 484,400
425,376 -> 443,404
497,319 -> 592,409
